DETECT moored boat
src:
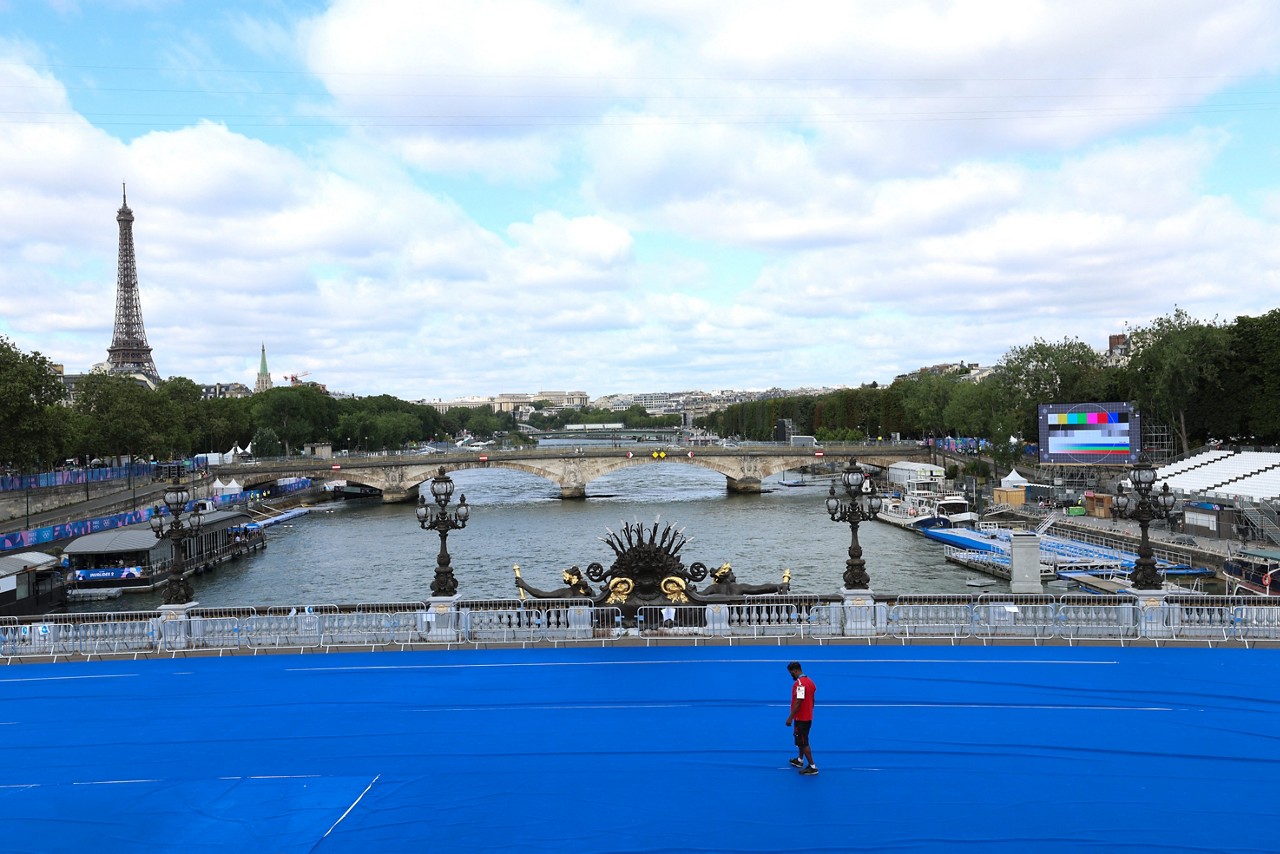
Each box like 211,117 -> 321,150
1223,547 -> 1280,596
63,509 -> 262,594
876,480 -> 979,532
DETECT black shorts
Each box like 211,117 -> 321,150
793,719 -> 812,747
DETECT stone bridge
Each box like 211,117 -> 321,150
212,444 -> 930,502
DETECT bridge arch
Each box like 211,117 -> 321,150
213,446 -> 928,502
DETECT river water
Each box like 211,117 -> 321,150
72,461 -> 996,612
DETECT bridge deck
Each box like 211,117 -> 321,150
210,443 -> 929,500
3,644 -> 1277,852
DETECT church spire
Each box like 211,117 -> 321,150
254,343 -> 274,394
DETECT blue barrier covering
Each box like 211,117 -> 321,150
0,478 -> 310,553
3,645 -> 1279,852
0,508 -> 149,552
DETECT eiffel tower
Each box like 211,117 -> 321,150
105,184 -> 159,383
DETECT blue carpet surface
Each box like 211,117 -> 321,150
3,645 -> 1279,852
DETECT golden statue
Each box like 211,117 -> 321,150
660,576 -> 690,604
606,577 -> 634,605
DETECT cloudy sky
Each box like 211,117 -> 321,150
2,1 -> 1279,402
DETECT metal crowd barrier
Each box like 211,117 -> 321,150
972,594 -> 1058,640
1056,595 -> 1139,642
13,595 -> 1280,661
889,595 -> 977,640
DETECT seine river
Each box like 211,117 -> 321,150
73,460 -> 995,612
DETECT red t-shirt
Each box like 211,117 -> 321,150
791,675 -> 815,721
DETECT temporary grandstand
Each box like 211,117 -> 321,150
1157,449 -> 1280,502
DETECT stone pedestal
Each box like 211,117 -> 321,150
156,602 -> 198,651
1009,531 -> 1043,594
421,595 -> 462,642
1124,587 -> 1171,640
841,589 -> 884,637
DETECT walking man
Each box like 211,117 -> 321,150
785,661 -> 818,775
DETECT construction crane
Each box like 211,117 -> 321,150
286,371 -> 312,386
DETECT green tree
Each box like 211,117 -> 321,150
1125,309 -> 1232,455
251,426 -> 282,458
893,373 -> 958,438
153,376 -> 205,457
203,395 -> 254,454
1218,309 -> 1280,443
0,336 -> 69,468
251,386 -> 337,455
990,338 -> 1108,438
70,372 -> 157,459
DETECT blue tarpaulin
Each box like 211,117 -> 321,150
3,645 -> 1279,852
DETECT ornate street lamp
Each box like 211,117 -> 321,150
149,478 -> 204,605
1114,458 -> 1177,590
826,458 -> 882,590
416,466 -> 470,597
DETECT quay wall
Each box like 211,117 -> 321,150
0,480 -> 135,527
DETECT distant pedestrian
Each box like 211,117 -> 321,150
785,661 -> 818,775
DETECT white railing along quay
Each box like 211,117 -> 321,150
10,593 -> 1280,662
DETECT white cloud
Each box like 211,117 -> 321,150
4,3 -> 1280,399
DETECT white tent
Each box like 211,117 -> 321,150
1001,468 -> 1029,488
211,478 -> 242,496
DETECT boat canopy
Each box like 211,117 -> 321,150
0,551 -> 59,578
63,528 -> 166,556
64,510 -> 253,556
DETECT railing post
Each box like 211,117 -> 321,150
420,595 -> 461,642
157,601 -> 198,652
1128,589 -> 1174,640
841,589 -> 882,637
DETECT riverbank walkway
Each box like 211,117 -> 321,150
5,644 -> 1279,852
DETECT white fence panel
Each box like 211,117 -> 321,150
79,620 -> 157,655
242,614 -> 323,649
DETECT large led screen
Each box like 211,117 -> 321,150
1037,402 -> 1140,465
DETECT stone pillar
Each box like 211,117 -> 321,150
1125,587 -> 1172,641
725,477 -> 762,494
841,589 -> 884,637
156,602 -> 198,652
1009,531 -> 1043,594
558,484 -> 587,500
421,595 -> 462,642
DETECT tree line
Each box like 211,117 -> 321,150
2,307 -> 1276,471
0,344 -> 682,471
0,354 -> 512,470
696,307 -> 1280,460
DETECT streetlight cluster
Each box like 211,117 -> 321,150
416,466 -> 470,597
149,479 -> 204,605
826,458 -> 882,590
1114,459 -> 1177,590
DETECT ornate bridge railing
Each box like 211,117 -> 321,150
9,593 -> 1280,662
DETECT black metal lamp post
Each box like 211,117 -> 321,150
1114,459 -> 1176,590
149,478 -> 204,605
826,458 -> 883,590
417,466 -> 470,597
